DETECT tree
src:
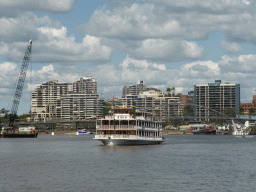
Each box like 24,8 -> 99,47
250,125 -> 256,134
0,108 -> 9,115
165,87 -> 176,97
184,105 -> 194,116
166,87 -> 171,96
249,108 -> 255,115
18,114 -> 31,120
171,87 -> 176,97
172,120 -> 179,128
240,107 -> 244,115
215,119 -> 224,125
224,107 -> 236,117
105,103 -> 112,115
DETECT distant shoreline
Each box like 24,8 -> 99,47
163,130 -> 193,135
37,130 -> 193,135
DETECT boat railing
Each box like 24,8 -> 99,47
96,125 -> 137,129
94,134 -> 163,140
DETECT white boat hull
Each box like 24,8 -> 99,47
232,131 -> 249,136
93,135 -> 164,145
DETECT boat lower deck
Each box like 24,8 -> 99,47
192,130 -> 216,135
3,133 -> 38,138
94,134 -> 164,145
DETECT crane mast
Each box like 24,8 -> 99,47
9,40 -> 32,126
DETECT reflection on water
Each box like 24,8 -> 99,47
1,134 -> 256,191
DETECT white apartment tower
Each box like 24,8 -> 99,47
136,90 -> 183,121
31,77 -> 101,122
73,76 -> 97,94
194,80 -> 240,120
56,93 -> 103,120
31,80 -> 72,121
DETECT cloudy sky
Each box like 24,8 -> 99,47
0,0 -> 256,115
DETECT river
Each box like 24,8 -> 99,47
0,134 -> 256,191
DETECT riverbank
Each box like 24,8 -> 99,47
38,130 -> 81,134
163,129 -> 193,135
38,129 -> 193,135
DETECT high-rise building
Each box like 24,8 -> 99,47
122,81 -> 163,98
120,81 -> 164,108
31,77 -> 101,122
136,90 -> 182,121
31,80 -> 72,121
119,82 -> 183,121
73,76 -> 97,94
194,80 -> 240,120
56,93 -> 103,120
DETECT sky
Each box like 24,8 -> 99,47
1,0 -> 256,115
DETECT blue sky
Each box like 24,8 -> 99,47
1,0 -> 256,114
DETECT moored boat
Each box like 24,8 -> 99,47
2,126 -> 38,138
191,124 -> 216,135
78,129 -> 93,134
3,132 -> 38,138
93,107 -> 164,145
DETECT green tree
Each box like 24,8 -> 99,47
224,107 -> 236,117
172,120 -> 179,128
249,108 -> 255,115
166,87 -> 171,96
0,108 -> 9,114
105,103 -> 112,115
171,87 -> 176,97
215,119 -> 224,125
240,107 -> 244,115
250,125 -> 256,134
18,114 -> 31,120
165,87 -> 176,97
184,105 -> 194,116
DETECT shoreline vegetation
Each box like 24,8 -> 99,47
163,130 -> 193,135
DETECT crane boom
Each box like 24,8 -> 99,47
9,40 -> 32,126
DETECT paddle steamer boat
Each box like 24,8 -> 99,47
93,107 -> 164,145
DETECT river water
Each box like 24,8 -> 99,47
1,134 -> 256,192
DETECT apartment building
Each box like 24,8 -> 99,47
31,77 -> 102,122
56,93 -> 103,120
194,80 -> 240,120
31,80 -> 72,121
122,81 -> 163,98
136,90 -> 182,121
120,81 -> 163,107
73,76 -> 97,94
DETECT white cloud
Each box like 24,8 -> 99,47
242,0 -> 251,5
0,12 -> 61,42
129,39 -> 205,62
0,23 -> 113,64
221,40 -> 244,54
80,4 -> 187,40
0,62 -> 16,72
219,54 -> 256,73
0,0 -> 75,15
81,1 -> 256,47
139,0 -> 250,13
180,60 -> 220,79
